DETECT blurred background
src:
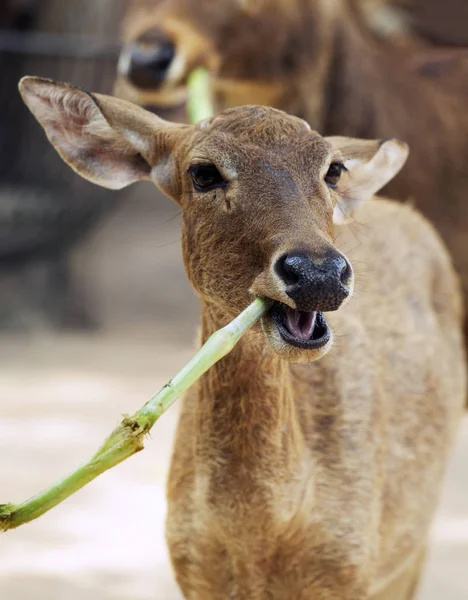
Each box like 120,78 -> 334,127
0,1 -> 467,598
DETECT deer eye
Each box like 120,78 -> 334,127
190,163 -> 226,192
325,162 -> 346,188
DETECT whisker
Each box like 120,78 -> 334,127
161,210 -> 182,225
153,238 -> 181,249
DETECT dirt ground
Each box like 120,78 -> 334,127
0,332 -> 466,600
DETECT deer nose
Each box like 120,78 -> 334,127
120,30 -> 176,89
275,252 -> 352,312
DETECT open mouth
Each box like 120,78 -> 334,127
270,302 -> 331,349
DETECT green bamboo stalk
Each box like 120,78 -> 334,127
187,67 -> 214,123
0,68 -> 267,532
0,298 -> 267,531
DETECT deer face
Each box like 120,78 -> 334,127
115,0 -> 340,113
19,78 -> 408,362
179,108 -> 356,361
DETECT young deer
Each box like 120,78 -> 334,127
19,77 -> 465,600
115,0 -> 468,345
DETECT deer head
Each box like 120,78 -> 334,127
114,0 -> 410,116
114,0 -> 343,112
19,77 -> 408,362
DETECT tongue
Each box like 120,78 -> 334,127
285,308 -> 317,341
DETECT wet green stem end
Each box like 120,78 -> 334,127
0,298 -> 267,531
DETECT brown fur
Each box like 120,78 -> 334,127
18,79 -> 465,599
117,0 -> 468,344
398,0 -> 468,47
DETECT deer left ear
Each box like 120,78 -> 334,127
19,76 -> 187,200
326,137 -> 409,224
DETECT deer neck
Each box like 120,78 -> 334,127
270,14 -> 397,133
319,14 -> 462,143
252,9 -> 443,141
194,301 -> 306,482
318,17 -> 406,137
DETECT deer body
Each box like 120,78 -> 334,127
18,81 -> 466,599
168,199 -> 463,599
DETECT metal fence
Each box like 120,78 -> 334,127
0,0 -> 127,329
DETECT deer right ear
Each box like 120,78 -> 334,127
326,136 -> 409,224
19,76 -> 187,200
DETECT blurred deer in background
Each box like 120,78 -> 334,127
377,0 -> 468,47
115,0 -> 468,343
20,77 -> 466,599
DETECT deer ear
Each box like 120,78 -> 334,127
19,76 -> 186,199
326,137 -> 409,224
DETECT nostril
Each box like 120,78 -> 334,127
150,41 -> 175,72
338,257 -> 352,285
127,41 -> 176,88
275,254 -> 301,286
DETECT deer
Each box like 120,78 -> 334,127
19,76 -> 465,599
115,0 -> 468,347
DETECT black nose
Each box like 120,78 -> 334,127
124,30 -> 175,89
275,252 -> 352,312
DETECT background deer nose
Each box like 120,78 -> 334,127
122,31 -> 175,89
275,252 -> 352,312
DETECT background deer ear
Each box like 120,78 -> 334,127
19,76 -> 186,199
326,137 -> 409,224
